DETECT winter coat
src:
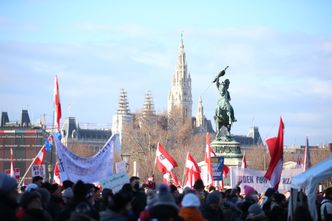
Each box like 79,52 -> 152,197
179,207 -> 207,221
100,209 -> 128,221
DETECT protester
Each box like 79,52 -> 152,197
32,176 -> 44,187
179,193 -> 207,221
130,176 -> 147,220
0,172 -> 18,221
201,191 -> 224,221
149,183 -> 183,221
100,191 -> 132,221
320,187 -> 332,221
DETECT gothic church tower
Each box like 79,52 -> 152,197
167,34 -> 192,121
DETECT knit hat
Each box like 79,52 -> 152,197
206,191 -> 221,205
25,183 -> 38,192
153,183 -> 178,209
182,193 -> 200,208
0,172 -> 17,194
62,187 -> 74,199
244,185 -> 256,196
248,203 -> 262,215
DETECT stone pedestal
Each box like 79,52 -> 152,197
210,139 -> 243,167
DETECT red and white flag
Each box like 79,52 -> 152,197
54,76 -> 62,131
163,171 -> 180,186
33,146 -> 46,165
10,148 -> 15,178
155,143 -> 178,174
205,133 -> 216,186
53,161 -> 61,184
264,117 -> 284,190
241,151 -> 247,168
184,152 -> 201,188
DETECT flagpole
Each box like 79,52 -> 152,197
18,146 -> 43,187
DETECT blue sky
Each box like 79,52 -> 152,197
1,1 -> 332,145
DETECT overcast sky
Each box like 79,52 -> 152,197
1,1 -> 331,145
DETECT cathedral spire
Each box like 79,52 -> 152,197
116,88 -> 130,116
143,90 -> 155,117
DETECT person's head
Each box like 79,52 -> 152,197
224,79 -> 230,87
193,179 -> 204,191
208,186 -> 216,193
20,191 -> 42,209
62,187 -> 74,204
32,176 -> 43,187
62,180 -> 74,190
130,176 -> 140,191
110,191 -> 132,214
324,187 -> 332,200
0,172 -> 18,205
206,191 -> 221,210
181,193 -> 200,208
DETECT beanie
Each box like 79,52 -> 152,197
0,172 -> 17,194
182,193 -> 200,208
206,191 -> 221,205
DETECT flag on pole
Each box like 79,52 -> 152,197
303,136 -> 311,171
264,117 -> 284,190
241,151 -> 247,168
33,146 -> 46,165
10,148 -> 15,178
54,76 -> 62,131
183,152 -> 201,188
163,171 -> 180,186
205,133 -> 216,186
53,161 -> 61,184
155,143 -> 178,174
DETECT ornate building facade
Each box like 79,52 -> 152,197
167,34 -> 193,122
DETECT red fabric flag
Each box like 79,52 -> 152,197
33,146 -> 46,165
53,161 -> 61,184
184,152 -> 201,188
264,117 -> 284,190
155,143 -> 178,174
163,171 -> 180,186
205,133 -> 216,186
54,76 -> 62,131
241,151 -> 247,168
10,148 -> 15,178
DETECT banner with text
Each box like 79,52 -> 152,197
32,165 -> 46,178
100,172 -> 129,193
211,156 -> 224,181
54,134 -> 117,183
231,167 -> 303,194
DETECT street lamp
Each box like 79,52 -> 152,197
120,153 -> 131,171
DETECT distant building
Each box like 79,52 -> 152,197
233,126 -> 263,147
139,90 -> 157,128
192,97 -> 214,133
62,117 -> 112,156
168,34 -> 193,122
112,89 -> 133,139
0,110 -> 51,183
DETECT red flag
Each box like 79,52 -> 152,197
10,148 -> 15,178
264,117 -> 284,190
303,136 -> 311,171
54,76 -> 62,131
33,146 -> 46,165
163,171 -> 180,186
53,161 -> 61,184
184,152 -> 201,188
241,151 -> 247,168
155,143 -> 178,174
205,133 -> 216,186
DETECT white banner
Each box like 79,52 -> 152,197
32,165 -> 46,178
231,167 -> 303,194
115,161 -> 127,174
54,134 -> 117,183
100,172 -> 129,193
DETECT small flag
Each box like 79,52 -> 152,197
241,151 -> 247,168
183,152 -> 201,188
10,148 -> 15,178
53,161 -> 61,184
205,133 -> 216,186
33,146 -> 46,165
264,117 -> 284,190
54,76 -> 62,131
155,143 -> 178,174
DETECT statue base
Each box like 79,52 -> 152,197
211,138 -> 243,167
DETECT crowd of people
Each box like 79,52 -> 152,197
0,172 -> 331,221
